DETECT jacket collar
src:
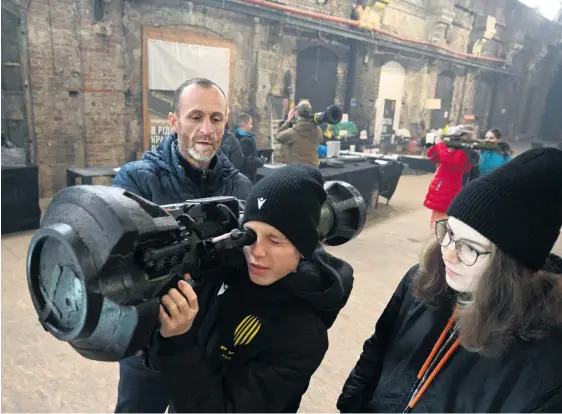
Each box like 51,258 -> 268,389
236,128 -> 254,138
145,133 -> 240,187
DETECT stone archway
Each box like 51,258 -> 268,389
374,60 -> 406,144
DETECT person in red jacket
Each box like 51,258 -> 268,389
424,136 -> 472,230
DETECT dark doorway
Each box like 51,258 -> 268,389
295,46 -> 338,114
520,86 -> 537,135
1,2 -> 30,155
540,67 -> 562,142
430,71 -> 455,130
473,75 -> 493,133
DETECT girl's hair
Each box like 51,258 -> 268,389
414,239 -> 562,356
490,128 -> 502,139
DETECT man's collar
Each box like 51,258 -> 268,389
236,128 -> 253,137
172,139 -> 221,185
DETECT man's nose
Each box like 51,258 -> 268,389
200,117 -> 214,135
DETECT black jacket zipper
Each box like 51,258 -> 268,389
201,170 -> 207,197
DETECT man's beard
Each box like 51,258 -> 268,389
187,145 -> 215,162
177,125 -> 216,162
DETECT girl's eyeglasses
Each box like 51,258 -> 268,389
435,219 -> 491,266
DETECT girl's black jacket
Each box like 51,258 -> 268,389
337,256 -> 562,413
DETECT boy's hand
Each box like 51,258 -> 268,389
159,274 -> 199,338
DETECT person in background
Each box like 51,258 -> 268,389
278,108 -> 296,130
442,120 -> 456,136
112,77 -> 252,413
423,136 -> 472,231
276,101 -> 323,167
235,113 -> 264,183
337,148 -> 562,413
479,128 -> 513,176
219,123 -> 244,171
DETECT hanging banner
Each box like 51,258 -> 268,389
142,29 -> 235,152
147,90 -> 174,151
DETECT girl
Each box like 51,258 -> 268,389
424,136 -> 472,230
338,147 -> 562,413
480,128 -> 513,176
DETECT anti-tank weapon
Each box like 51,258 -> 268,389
425,130 -> 512,154
312,105 -> 343,125
26,181 -> 366,362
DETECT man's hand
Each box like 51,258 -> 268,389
434,136 -> 442,145
159,274 -> 199,338
288,109 -> 296,121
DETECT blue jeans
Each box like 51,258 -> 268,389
115,355 -> 169,413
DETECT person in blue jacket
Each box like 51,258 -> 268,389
112,77 -> 252,413
479,128 -> 513,176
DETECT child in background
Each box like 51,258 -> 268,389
424,136 -> 472,231
479,128 -> 513,176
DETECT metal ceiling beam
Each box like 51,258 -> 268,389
189,0 -> 514,76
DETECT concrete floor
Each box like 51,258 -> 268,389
2,173 -> 560,413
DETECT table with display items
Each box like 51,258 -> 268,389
256,159 -> 404,210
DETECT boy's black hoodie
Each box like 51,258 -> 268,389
150,247 -> 354,412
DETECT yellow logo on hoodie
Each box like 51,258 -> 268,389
233,315 -> 262,346
220,315 -> 262,360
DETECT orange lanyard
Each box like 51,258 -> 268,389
405,307 -> 460,412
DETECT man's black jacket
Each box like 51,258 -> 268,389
220,131 -> 245,171
150,248 -> 354,412
337,257 -> 562,413
113,133 -> 252,204
234,130 -> 264,183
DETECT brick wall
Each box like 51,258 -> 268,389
27,0 -> 129,196
381,2 -> 428,40
351,49 -> 381,134
401,61 -> 428,131
26,0 -> 329,195
280,0 -> 352,20
460,70 -> 477,120
20,0 -> 562,197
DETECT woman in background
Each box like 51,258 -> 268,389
423,136 -> 472,231
479,128 -> 513,176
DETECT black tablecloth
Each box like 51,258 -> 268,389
2,165 -> 41,234
400,156 -> 436,173
257,162 -> 382,208
378,161 -> 405,200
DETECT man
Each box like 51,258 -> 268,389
112,77 -> 252,413
276,101 -> 323,167
148,164 -> 355,412
219,123 -> 244,170
234,113 -> 264,183
442,120 -> 456,136
114,78 -> 251,205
